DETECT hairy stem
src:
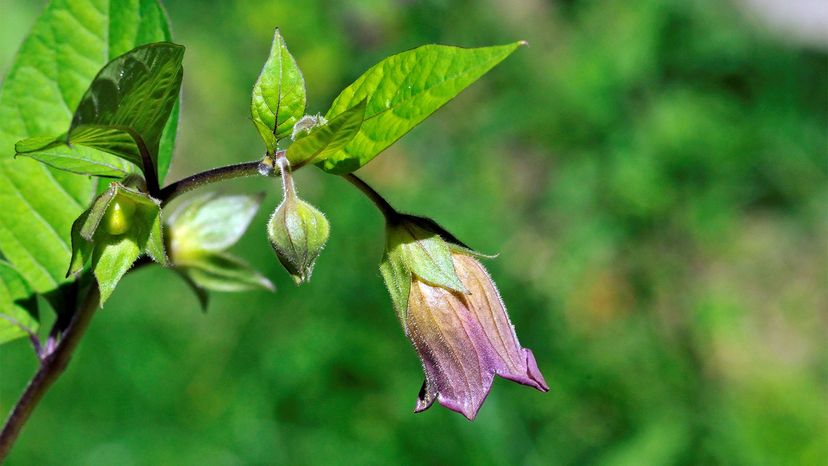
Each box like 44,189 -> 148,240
158,160 -> 266,206
0,167 -> 395,460
0,283 -> 101,461
342,174 -> 398,221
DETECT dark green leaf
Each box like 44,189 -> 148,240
251,29 -> 306,145
286,100 -> 366,169
15,43 -> 185,177
0,0 -> 174,293
318,42 -> 526,174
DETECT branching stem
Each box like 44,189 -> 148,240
0,160 -> 399,461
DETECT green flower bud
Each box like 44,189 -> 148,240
104,199 -> 136,236
267,195 -> 330,285
267,156 -> 329,284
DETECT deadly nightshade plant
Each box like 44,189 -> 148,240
0,0 -> 543,458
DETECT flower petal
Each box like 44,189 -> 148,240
405,253 -> 548,420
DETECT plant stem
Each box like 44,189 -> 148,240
158,160 -> 266,206
341,174 -> 398,221
0,169 -> 395,460
0,284 -> 101,461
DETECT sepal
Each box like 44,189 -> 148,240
385,218 -> 467,294
67,182 -> 168,304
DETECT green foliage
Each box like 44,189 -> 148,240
251,28 -> 307,148
1,0 -> 825,464
286,100 -> 366,168
15,43 -> 185,181
167,193 -> 273,306
0,261 -> 38,345
168,193 -> 264,254
0,0 -> 173,294
16,143 -> 138,179
317,42 -> 526,174
180,253 -> 274,294
69,183 -> 167,304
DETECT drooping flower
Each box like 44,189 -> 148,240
380,215 -> 548,420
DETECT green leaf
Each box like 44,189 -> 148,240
318,41 -> 526,174
181,253 -> 275,293
0,0 -> 174,294
15,43 -> 185,178
286,100 -> 366,169
251,29 -> 307,145
0,261 -> 38,345
253,119 -> 279,154
16,143 -> 138,178
168,193 -> 264,257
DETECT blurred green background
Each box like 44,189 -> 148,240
1,0 -> 826,464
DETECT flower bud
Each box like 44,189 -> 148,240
267,189 -> 330,285
380,215 -> 548,420
104,199 -> 136,236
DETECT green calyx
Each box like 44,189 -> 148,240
380,214 -> 476,321
166,192 -> 273,310
267,157 -> 330,285
68,182 -> 168,304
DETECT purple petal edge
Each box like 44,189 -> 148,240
497,348 -> 550,392
413,348 -> 549,421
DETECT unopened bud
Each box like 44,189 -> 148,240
267,195 -> 329,284
267,156 -> 329,284
104,199 -> 136,236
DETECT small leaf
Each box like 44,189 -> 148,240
253,119 -> 279,154
181,253 -> 275,293
168,193 -> 264,257
0,261 -> 38,345
15,142 -> 139,178
251,29 -> 306,144
286,100 -> 367,169
318,42 -> 526,174
14,43 -> 185,178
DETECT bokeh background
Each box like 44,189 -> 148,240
1,0 -> 826,464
